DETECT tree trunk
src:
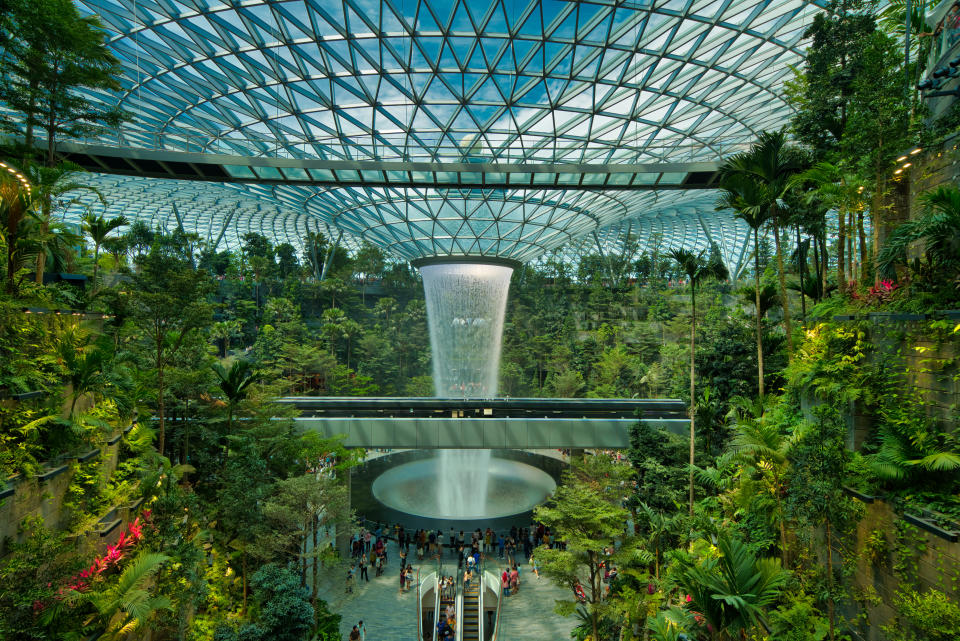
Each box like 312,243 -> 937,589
837,208 -> 847,294
826,519 -> 835,641
796,225 -> 806,322
820,234 -> 829,300
157,341 -> 166,456
857,208 -> 867,282
847,211 -> 855,285
242,551 -> 248,616
312,512 -> 319,628
47,109 -> 57,166
35,193 -> 52,284
92,244 -> 101,292
754,230 -> 765,399
775,470 -> 787,566
812,234 -> 822,302
589,553 -> 599,641
772,219 -> 793,355
689,285 -> 696,518
871,175 -> 884,285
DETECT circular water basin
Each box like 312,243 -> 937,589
371,456 -> 556,520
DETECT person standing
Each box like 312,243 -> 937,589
359,554 -> 369,582
358,621 -> 366,641
346,565 -> 355,594
497,533 -> 505,558
400,546 -> 407,570
349,625 -> 360,641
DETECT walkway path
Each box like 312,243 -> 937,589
314,540 -> 449,641
314,538 -> 576,641
495,563 -> 577,641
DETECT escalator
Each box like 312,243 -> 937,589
461,575 -> 480,641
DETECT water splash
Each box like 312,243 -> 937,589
418,261 -> 514,518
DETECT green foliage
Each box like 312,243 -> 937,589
878,185 -> 960,282
0,0 -> 126,163
534,454 -> 633,641
215,565 -> 316,641
0,517 -> 87,641
78,552 -> 173,641
768,590 -> 831,641
673,532 -> 790,640
885,588 -> 960,641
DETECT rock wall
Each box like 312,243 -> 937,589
845,497 -> 960,641
0,433 -> 126,557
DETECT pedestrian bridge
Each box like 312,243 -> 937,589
280,397 -> 688,449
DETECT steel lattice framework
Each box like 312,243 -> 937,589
62,0 -> 825,259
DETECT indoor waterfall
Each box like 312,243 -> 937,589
418,260 -> 514,518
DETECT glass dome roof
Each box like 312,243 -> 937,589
64,0 -> 826,259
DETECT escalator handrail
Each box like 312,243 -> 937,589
417,570 -> 438,641
455,565 -> 465,641
478,569 -> 484,641
483,569 -> 504,641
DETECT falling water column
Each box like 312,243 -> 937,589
415,258 -> 516,519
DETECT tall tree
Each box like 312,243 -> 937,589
212,359 -> 257,458
534,454 -> 633,641
719,132 -> 803,354
791,162 -> 866,293
716,172 -> 770,399
0,0 -> 125,165
24,162 -> 98,283
668,248 -> 728,516
130,246 -> 213,456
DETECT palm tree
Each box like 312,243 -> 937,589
210,319 -> 243,357
790,162 -> 866,293
0,164 -> 34,295
721,131 -> 804,354
675,533 -> 788,641
877,185 -> 960,281
212,359 -> 257,458
80,552 -> 171,641
24,216 -> 82,276
716,172 -> 769,399
59,336 -> 109,416
736,283 -> 780,321
25,162 -> 104,283
82,212 -> 129,291
668,247 -> 728,516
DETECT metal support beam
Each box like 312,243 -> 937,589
730,233 -> 752,283
319,230 -> 342,281
211,208 -> 237,251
